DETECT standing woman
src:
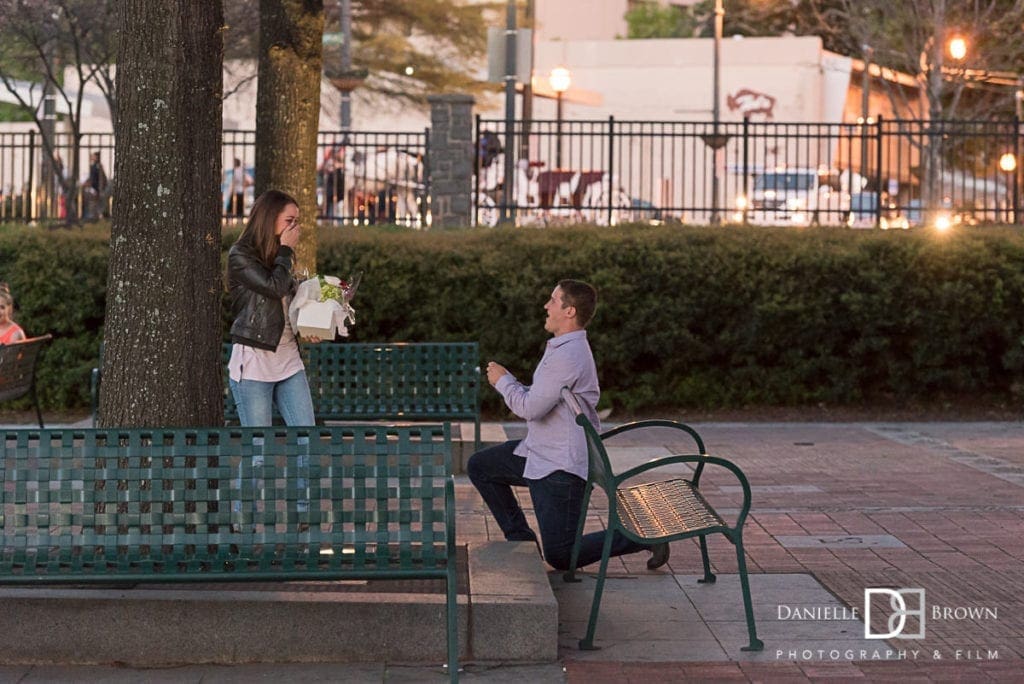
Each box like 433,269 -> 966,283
0,283 -> 26,344
227,189 -> 320,425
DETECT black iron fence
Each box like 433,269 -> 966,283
223,129 -> 430,227
2,119 -> 1021,229
476,116 -> 1023,228
0,130 -> 115,222
0,129 -> 429,226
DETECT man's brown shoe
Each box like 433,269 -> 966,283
647,542 -> 670,569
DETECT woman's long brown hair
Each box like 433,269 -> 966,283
235,189 -> 298,267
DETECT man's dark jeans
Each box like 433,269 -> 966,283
467,439 -> 645,570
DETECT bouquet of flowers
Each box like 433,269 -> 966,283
289,272 -> 360,339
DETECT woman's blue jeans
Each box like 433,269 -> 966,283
229,370 -> 316,517
467,440 -> 645,571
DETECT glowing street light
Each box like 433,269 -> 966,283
549,66 -> 571,168
948,36 -> 967,61
999,153 -> 1018,223
999,152 -> 1017,174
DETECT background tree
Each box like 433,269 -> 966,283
624,2 -> 697,38
806,0 -> 1024,121
99,0 -> 224,426
335,0 -> 490,102
256,0 -> 324,275
226,0 -> 491,107
0,0 -> 118,222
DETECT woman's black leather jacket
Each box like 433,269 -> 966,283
228,241 -> 297,351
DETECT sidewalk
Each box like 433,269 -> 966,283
1,419 -> 1022,681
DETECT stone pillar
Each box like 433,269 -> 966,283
427,94 -> 475,228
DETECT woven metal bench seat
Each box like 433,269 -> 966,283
0,424 -> 458,681
561,387 -> 763,654
617,478 -> 726,539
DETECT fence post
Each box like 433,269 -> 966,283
607,116 -> 615,227
1014,116 -> 1020,225
742,116 -> 750,224
27,130 -> 35,222
426,94 -> 475,228
874,115 -> 884,227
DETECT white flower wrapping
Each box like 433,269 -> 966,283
289,276 -> 356,339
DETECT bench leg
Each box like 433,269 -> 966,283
734,535 -> 764,652
697,534 -> 716,584
446,564 -> 459,683
579,530 -> 615,650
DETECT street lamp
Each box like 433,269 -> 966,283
948,35 -> 967,61
710,0 -> 724,224
549,66 -> 571,169
999,152 -> 1018,223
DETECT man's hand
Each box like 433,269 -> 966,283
486,361 -> 508,386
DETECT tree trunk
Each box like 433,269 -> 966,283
256,0 -> 324,276
100,0 -> 224,427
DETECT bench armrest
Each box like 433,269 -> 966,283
615,454 -> 755,530
600,419 -> 705,455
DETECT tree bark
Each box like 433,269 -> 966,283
100,0 -> 224,426
256,0 -> 324,276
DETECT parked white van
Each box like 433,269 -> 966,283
736,167 -> 865,226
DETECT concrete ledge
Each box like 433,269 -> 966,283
0,586 -> 468,666
469,541 -> 558,662
0,541 -> 556,666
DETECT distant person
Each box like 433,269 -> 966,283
84,151 -> 108,220
319,154 -> 344,221
479,130 -> 502,169
226,158 -> 253,219
467,279 -> 668,571
52,152 -> 67,218
0,283 -> 26,344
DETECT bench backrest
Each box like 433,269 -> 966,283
0,425 -> 454,580
560,387 -> 711,492
0,334 -> 51,403
560,388 -> 616,495
223,341 -> 480,423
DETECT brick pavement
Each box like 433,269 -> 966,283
465,421 -> 1024,681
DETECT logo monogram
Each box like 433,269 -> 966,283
864,588 -> 926,639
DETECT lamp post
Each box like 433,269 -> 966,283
710,0 -> 723,224
501,0 -> 517,224
329,0 -> 368,132
999,152 -> 1018,224
860,44 -> 873,180
339,0 -> 352,130
549,67 -> 571,169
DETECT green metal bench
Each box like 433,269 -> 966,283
92,342 -> 482,450
0,334 -> 52,428
560,387 -> 764,653
0,424 -> 459,681
230,342 -> 481,450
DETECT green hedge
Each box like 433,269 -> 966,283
4,222 -> 1024,415
0,225 -> 108,409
